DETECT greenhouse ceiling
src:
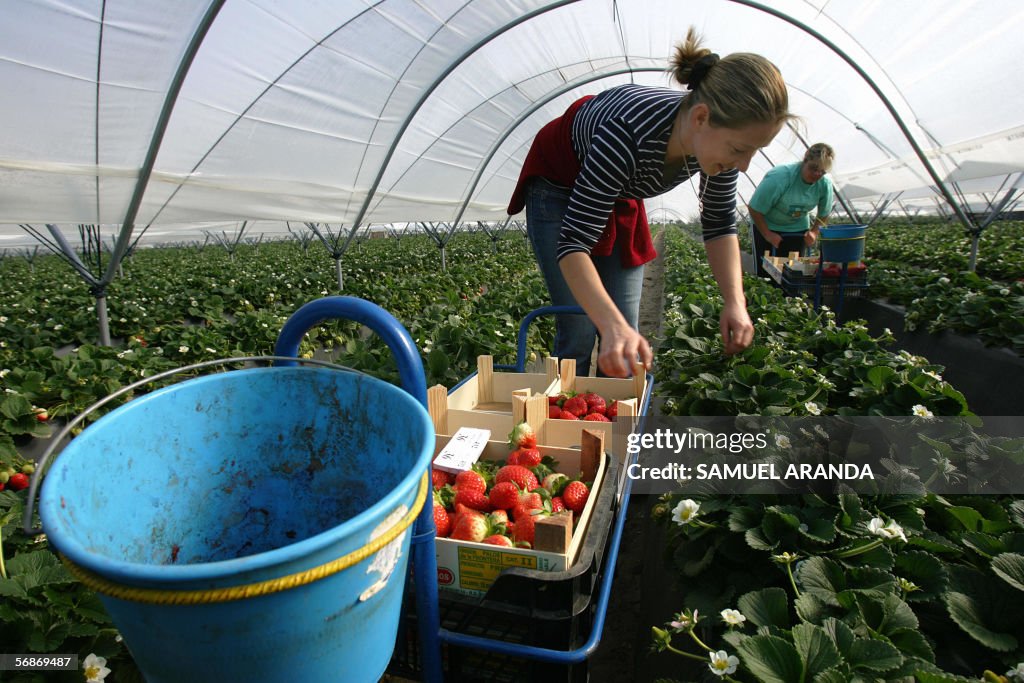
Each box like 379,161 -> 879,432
1,0 -> 1023,249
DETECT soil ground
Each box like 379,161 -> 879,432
585,229 -> 668,682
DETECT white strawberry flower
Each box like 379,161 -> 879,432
178,345 -> 189,353
868,517 -> 907,542
774,434 -> 791,449
82,653 -> 111,682
912,404 -> 933,418
709,650 -> 739,676
720,608 -> 746,627
804,401 -> 821,415
671,499 -> 700,526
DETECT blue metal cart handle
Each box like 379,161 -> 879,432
497,304 -> 586,373
274,295 -> 443,682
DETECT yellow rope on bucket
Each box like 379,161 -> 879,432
61,472 -> 429,605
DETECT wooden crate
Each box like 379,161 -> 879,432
446,354 -> 559,414
432,430 -> 606,597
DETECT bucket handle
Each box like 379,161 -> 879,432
273,296 -> 427,407
21,356 -> 366,535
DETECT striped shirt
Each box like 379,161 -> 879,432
559,83 -> 738,260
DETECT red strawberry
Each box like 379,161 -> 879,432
488,481 -> 521,511
483,534 -> 513,547
581,393 -> 606,415
507,421 -> 537,450
449,509 -> 490,542
514,490 -> 544,518
434,501 -> 451,537
453,487 -> 491,512
511,509 -> 548,546
583,413 -> 610,422
455,469 -> 486,494
34,409 -> 49,422
548,395 -> 560,405
562,481 -> 590,514
549,405 -> 562,419
558,410 -> 579,420
495,465 -> 539,492
551,496 -> 565,513
431,468 -> 453,490
513,447 -> 541,468
8,472 -> 30,492
561,396 -> 588,417
606,401 -> 619,418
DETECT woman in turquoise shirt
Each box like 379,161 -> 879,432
749,143 -> 834,277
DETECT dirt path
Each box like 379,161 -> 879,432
587,229 -> 667,682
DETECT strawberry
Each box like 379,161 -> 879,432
511,447 -> 541,468
34,409 -> 49,422
542,472 -> 569,495
551,496 -> 566,513
606,401 -> 619,418
549,405 -> 562,419
455,469 -> 487,494
514,490 -> 544,518
483,534 -> 513,547
562,481 -> 590,514
581,393 -> 607,415
449,509 -> 490,542
548,395 -> 561,405
583,413 -> 610,422
558,410 -> 579,420
488,481 -> 521,511
489,509 -> 509,527
434,501 -> 451,537
511,509 -> 548,546
431,468 -> 453,490
8,472 -> 30,492
561,396 -> 588,417
453,487 -> 490,512
495,465 -> 539,492
507,421 -> 537,450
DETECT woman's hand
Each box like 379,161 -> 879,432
597,323 -> 652,378
804,230 -> 819,247
719,300 -> 754,356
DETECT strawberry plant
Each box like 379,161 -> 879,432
648,491 -> 1024,681
0,489 -> 144,682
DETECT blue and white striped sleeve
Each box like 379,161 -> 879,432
699,169 -> 739,242
556,120 -> 636,261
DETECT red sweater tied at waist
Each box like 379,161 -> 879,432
507,95 -> 657,268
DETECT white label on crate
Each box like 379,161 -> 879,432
433,427 -> 490,473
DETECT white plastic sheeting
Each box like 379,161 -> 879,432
1,0 -> 1023,248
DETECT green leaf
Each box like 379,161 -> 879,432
736,634 -> 805,683
796,556 -> 846,602
856,593 -> 919,635
791,623 -> 842,677
847,638 -> 902,672
867,365 -> 897,388
990,552 -> 1024,592
812,668 -> 850,683
944,591 -> 1019,651
893,550 -> 948,601
426,347 -> 449,378
737,587 -> 791,629
820,617 -> 856,657
886,627 -> 935,663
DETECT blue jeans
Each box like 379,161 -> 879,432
525,177 -> 645,377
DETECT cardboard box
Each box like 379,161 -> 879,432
446,354 -> 559,414
432,431 -> 607,597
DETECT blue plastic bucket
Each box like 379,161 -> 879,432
39,365 -> 433,683
819,223 -> 867,263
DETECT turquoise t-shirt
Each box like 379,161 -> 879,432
749,162 -> 834,233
